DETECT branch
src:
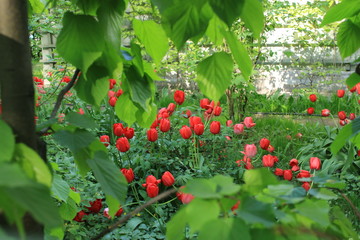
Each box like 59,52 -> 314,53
340,193 -> 360,221
38,68 -> 80,135
92,188 -> 177,240
50,68 -> 80,119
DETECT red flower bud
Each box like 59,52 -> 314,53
307,107 -> 314,115
86,199 -> 102,213
146,183 -> 159,198
283,170 -> 293,181
259,138 -> 270,150
147,128 -> 158,142
337,89 -> 345,98
116,137 -> 130,152
309,157 -> 321,170
309,94 -> 317,102
210,121 -> 221,134
161,171 -> 175,186
121,168 -> 134,183
159,118 -> 171,132
194,123 -> 204,136
174,90 -> 185,105
100,135 -> 110,147
179,125 -> 192,139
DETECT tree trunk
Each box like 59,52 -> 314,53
0,0 -> 37,150
0,0 -> 43,237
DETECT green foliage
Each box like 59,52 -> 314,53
196,52 -> 233,101
133,19 -> 169,65
0,120 -> 15,162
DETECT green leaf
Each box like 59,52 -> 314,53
211,175 -> 241,196
75,0 -> 100,15
208,0 -> 244,27
143,61 -> 164,81
75,64 -> 109,107
5,184 -> 62,227
106,194 -> 120,218
331,117 -> 360,154
97,0 -> 125,78
44,225 -> 65,240
115,93 -> 138,126
308,188 -> 338,200
240,0 -> 264,39
154,0 -> 211,49
57,12 -> 104,74
135,101 -> 158,128
0,188 -> 26,236
243,168 -> 278,195
238,196 -> 275,227
332,206 -> 359,240
196,52 -> 233,101
296,199 -> 330,228
126,217 -> 143,231
59,198 -> 78,221
346,72 -> 360,88
51,175 -> 70,202
28,0 -> 45,13
66,112 -> 99,129
133,19 -> 169,65
221,29 -> 252,80
0,120 -> 15,162
53,129 -> 95,153
337,19 -> 360,58
166,198 -> 220,239
198,218 -> 250,240
205,15 -> 227,46
321,0 -> 360,26
185,179 -> 220,199
15,143 -> 52,187
69,189 -> 81,204
87,151 -> 127,204
124,65 -> 153,110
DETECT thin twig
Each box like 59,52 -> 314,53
91,188 -> 177,240
50,68 -> 80,119
38,68 -> 80,135
340,193 -> 360,221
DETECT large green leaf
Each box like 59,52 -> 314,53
51,174 -> 70,203
59,199 -> 78,221
97,0 -> 125,76
196,52 -> 233,101
296,199 -> 330,228
346,72 -> 360,88
28,0 -> 45,14
331,117 -> 360,154
125,65 -> 152,110
66,112 -> 99,129
75,0 -> 100,15
0,164 -> 62,228
321,0 -> 360,26
53,129 -> 95,153
75,64 -> 109,107
57,12 -> 104,74
133,19 -> 169,65
87,151 -> 127,204
337,19 -> 360,58
221,29 -> 252,80
238,196 -> 275,227
240,0 -> 264,39
14,143 -> 52,187
0,120 -> 15,162
198,218 -> 250,240
185,179 -> 220,199
115,93 -> 138,126
135,101 -> 158,128
166,199 -> 220,239
208,0 -> 245,27
205,15 -> 227,46
332,206 -> 359,240
153,0 -> 211,49
243,168 -> 278,195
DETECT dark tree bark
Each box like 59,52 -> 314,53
0,0 -> 37,150
0,0 -> 43,237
